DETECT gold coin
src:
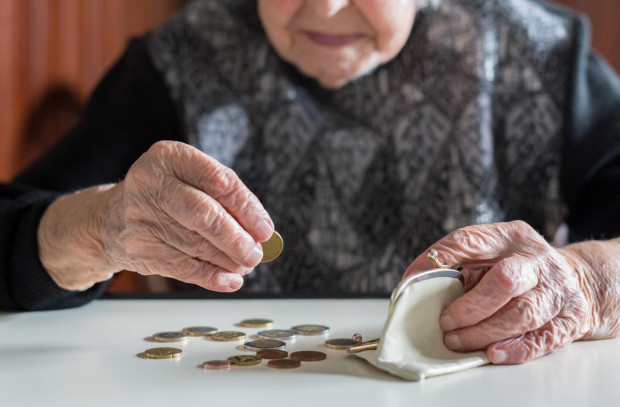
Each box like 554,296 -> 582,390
227,355 -> 262,366
290,351 -> 327,362
152,331 -> 189,342
144,347 -> 182,359
325,338 -> 357,350
210,331 -> 247,342
240,318 -> 274,328
260,231 -> 283,263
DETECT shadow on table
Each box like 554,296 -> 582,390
292,350 -> 404,382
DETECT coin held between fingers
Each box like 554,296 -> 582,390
260,231 -> 283,263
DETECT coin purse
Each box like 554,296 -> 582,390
355,270 -> 489,381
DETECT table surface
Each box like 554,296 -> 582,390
1,299 -> 618,407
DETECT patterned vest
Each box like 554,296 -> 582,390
147,0 -> 576,295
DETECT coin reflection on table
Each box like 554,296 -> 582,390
211,331 -> 247,342
267,359 -> 301,369
152,331 -> 189,342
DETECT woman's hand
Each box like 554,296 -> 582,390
403,221 -> 620,365
39,141 -> 273,292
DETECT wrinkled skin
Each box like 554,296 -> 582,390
39,141 -> 274,292
403,221 -> 620,365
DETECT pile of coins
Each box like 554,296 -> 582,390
142,318 -> 366,371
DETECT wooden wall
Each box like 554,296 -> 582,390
558,0 -> 620,71
0,0 -> 183,182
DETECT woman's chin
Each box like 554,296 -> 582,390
303,68 -> 364,89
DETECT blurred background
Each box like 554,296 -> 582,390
0,0 -> 618,292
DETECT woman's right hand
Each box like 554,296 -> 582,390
38,141 -> 274,292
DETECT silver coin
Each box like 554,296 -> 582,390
182,326 -> 218,336
291,325 -> 330,336
243,339 -> 287,351
257,329 -> 298,340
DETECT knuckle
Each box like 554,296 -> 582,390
199,202 -> 226,234
205,268 -> 225,289
189,237 -> 209,258
205,164 -> 235,194
492,265 -> 521,296
149,140 -> 175,158
509,220 -> 545,246
509,297 -> 540,330
520,345 -> 538,364
176,258 -> 204,281
230,234 -> 252,259
448,226 -> 488,254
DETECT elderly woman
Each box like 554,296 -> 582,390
1,0 -> 619,365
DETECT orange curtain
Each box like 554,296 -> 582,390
0,0 -> 183,182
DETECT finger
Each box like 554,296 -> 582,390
486,316 -> 577,365
131,243 -> 245,292
444,288 -> 562,351
153,141 -> 274,241
156,177 -> 264,268
460,267 -> 489,292
403,221 -> 545,277
147,214 -> 254,275
440,254 -> 539,331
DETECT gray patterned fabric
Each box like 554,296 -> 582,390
147,0 -> 576,295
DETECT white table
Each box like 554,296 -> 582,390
1,299 -> 618,407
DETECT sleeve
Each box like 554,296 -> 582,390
0,37 -> 183,311
563,17 -> 620,242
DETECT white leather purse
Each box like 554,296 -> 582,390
355,270 -> 489,381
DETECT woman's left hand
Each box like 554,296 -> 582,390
403,221 -> 596,365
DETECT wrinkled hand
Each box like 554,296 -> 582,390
100,141 -> 273,291
403,221 -> 596,365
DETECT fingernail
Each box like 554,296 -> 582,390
490,349 -> 507,364
245,245 -> 263,266
445,333 -> 462,350
440,315 -> 456,331
256,220 -> 273,240
228,274 -> 243,290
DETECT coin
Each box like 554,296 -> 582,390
267,359 -> 301,369
203,360 -> 231,370
260,231 -> 283,263
227,355 -> 262,366
211,331 -> 246,342
291,325 -> 330,336
257,329 -> 298,340
240,318 -> 274,328
290,351 -> 327,362
152,331 -> 189,342
256,350 -> 288,359
182,326 -> 218,336
144,347 -> 182,359
243,339 -> 286,351
325,338 -> 357,350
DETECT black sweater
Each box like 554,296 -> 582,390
1,32 -> 619,310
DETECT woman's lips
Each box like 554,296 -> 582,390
302,31 -> 364,47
